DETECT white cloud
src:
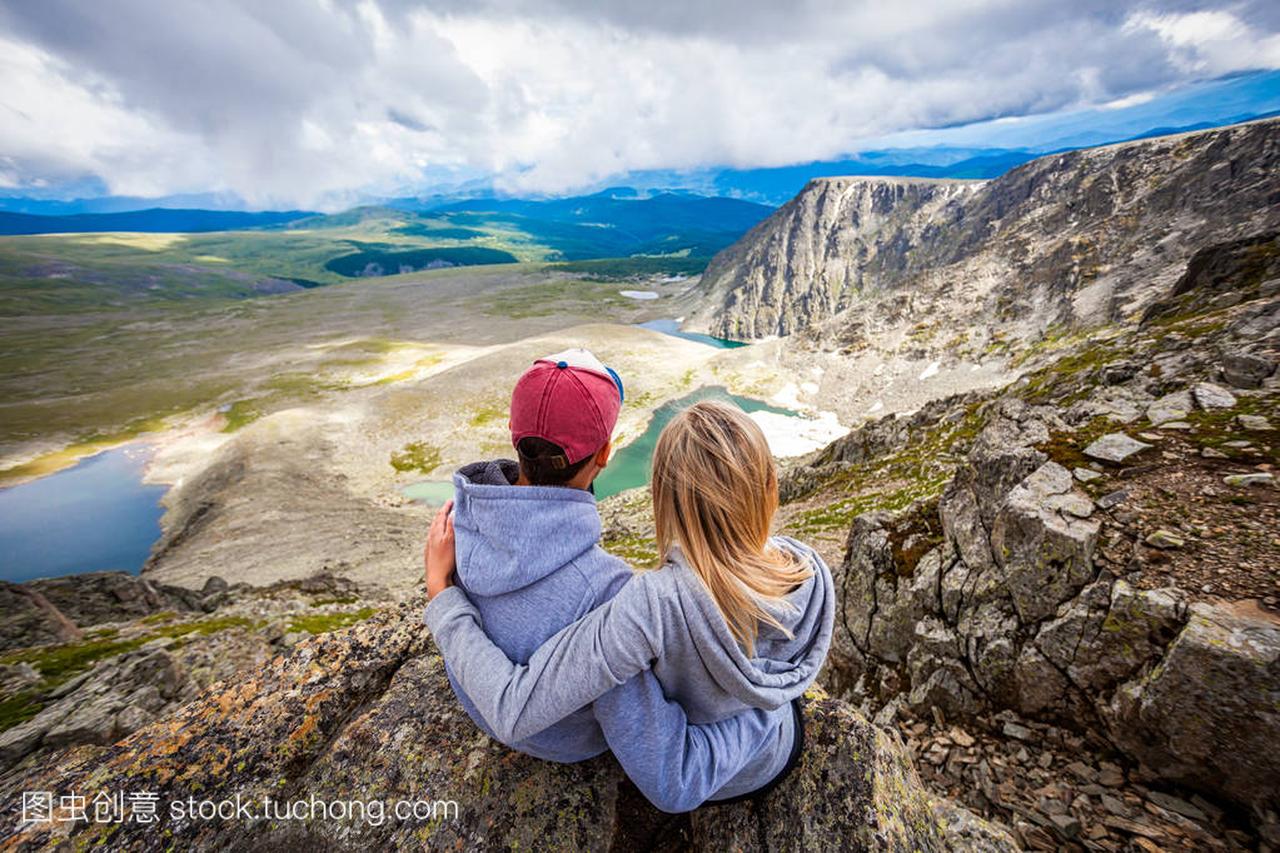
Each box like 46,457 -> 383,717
1125,9 -> 1280,75
0,1 -> 1277,208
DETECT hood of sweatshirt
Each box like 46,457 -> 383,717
452,459 -> 603,597
657,535 -> 835,712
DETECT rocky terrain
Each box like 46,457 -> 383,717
766,230 -> 1280,850
0,571 -> 386,775
0,593 -> 1015,851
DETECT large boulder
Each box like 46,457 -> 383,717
1105,602 -> 1280,817
0,601 -> 1011,851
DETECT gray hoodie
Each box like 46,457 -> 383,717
438,460 -> 788,810
426,535 -> 834,798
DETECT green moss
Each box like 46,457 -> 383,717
286,607 -> 378,635
0,635 -> 151,683
1037,416 -> 1119,470
468,404 -> 506,427
786,400 -> 987,538
886,500 -> 944,576
602,534 -> 661,568
0,615 -> 259,685
0,689 -> 44,733
139,610 -> 178,625
390,440 -> 443,474
220,399 -> 262,432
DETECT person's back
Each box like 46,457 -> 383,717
443,458 -> 631,761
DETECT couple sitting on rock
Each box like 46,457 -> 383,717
423,348 -> 834,812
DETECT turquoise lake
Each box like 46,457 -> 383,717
0,445 -> 168,583
635,319 -> 748,349
591,386 -> 795,499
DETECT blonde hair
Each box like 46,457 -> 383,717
651,400 -> 813,654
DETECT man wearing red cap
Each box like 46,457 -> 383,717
509,348 -> 624,489
431,347 -> 778,812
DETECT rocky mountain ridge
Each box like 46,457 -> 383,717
694,118 -> 1280,348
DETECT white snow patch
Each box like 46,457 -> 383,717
749,410 -> 849,458
868,400 -> 884,414
771,382 -> 808,410
800,381 -> 819,394
620,290 -> 660,300
918,361 -> 940,381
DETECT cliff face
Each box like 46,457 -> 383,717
696,178 -> 981,339
696,119 -> 1280,341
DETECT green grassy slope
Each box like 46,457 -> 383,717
0,193 -> 768,315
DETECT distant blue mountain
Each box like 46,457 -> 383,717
0,208 -> 315,236
384,192 -> 775,260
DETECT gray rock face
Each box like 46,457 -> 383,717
990,462 -> 1100,623
695,178 -> 982,339
25,571 -> 202,628
0,583 -> 82,652
1238,414 -> 1273,431
698,120 -> 1280,340
821,391 -> 1280,824
1223,472 -> 1275,488
1146,390 -> 1192,426
1105,603 -> 1280,815
0,645 -> 192,770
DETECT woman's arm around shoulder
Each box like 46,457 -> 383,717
424,568 -> 670,744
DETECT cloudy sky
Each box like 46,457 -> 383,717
1,0 -> 1278,209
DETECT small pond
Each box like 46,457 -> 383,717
0,445 -> 168,583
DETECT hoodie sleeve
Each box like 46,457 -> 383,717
592,673 -> 776,813
424,577 -> 664,743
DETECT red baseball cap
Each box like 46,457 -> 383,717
510,348 -> 624,466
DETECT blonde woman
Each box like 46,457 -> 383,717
425,400 -> 835,806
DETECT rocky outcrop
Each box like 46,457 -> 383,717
822,398 -> 1280,835
0,572 -> 375,775
697,119 -> 1280,340
25,571 -> 207,627
0,583 -> 82,652
1106,601 -> 1280,816
766,231 -> 1280,844
0,602 -> 1014,851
